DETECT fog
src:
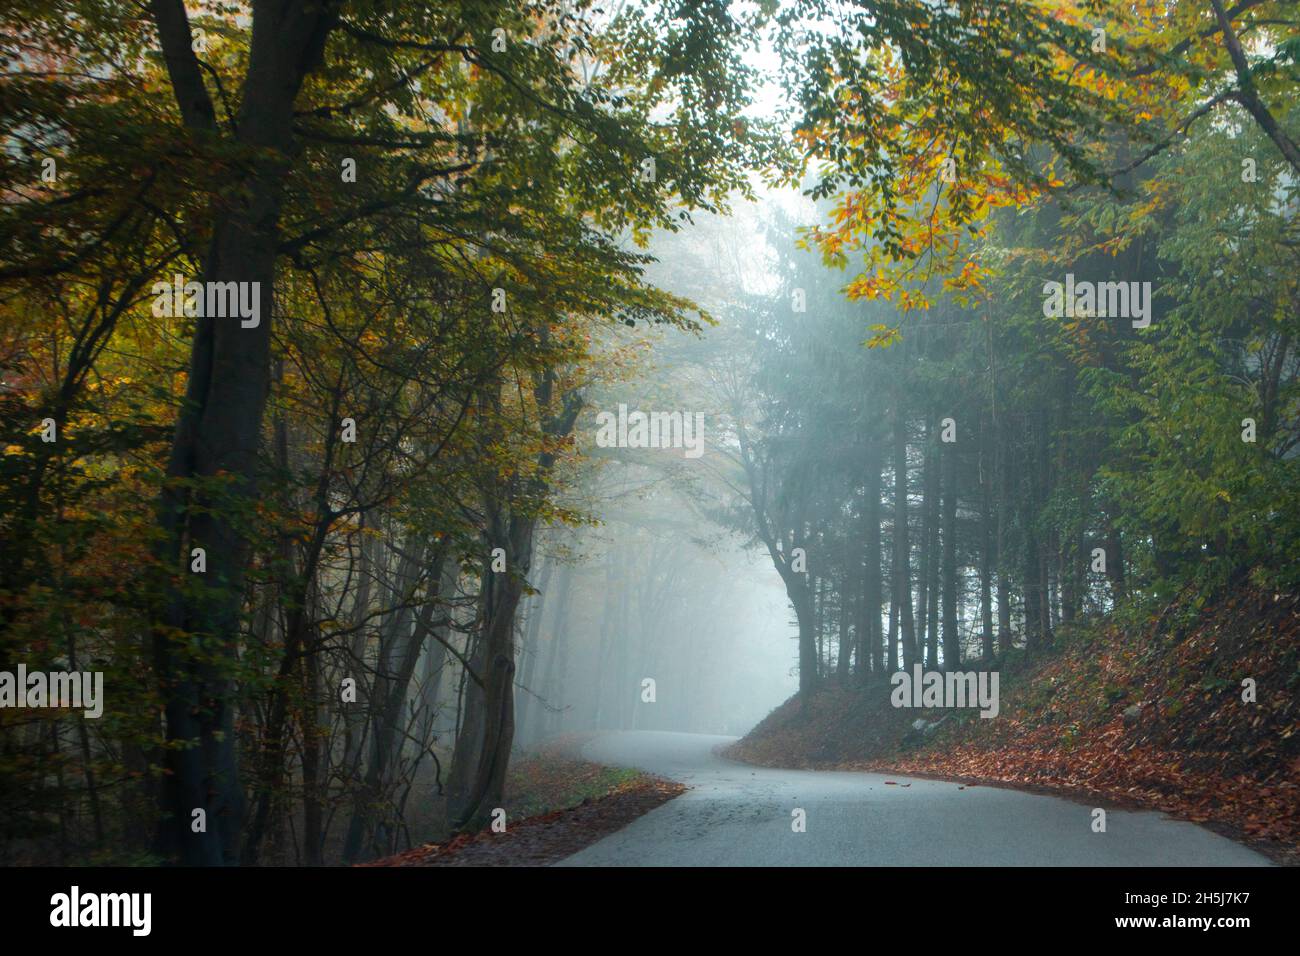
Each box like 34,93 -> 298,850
512,197 -> 810,743
519,515 -> 798,741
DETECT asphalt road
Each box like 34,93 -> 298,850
556,730 -> 1271,866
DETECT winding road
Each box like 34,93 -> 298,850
557,731 -> 1271,866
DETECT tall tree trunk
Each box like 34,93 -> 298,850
894,407 -> 917,669
514,555 -> 553,747
1023,457 -> 1043,652
1105,517 -> 1126,603
413,560 -> 454,773
836,557 -> 854,680
979,425 -> 995,661
536,562 -> 575,740
815,575 -> 826,680
924,423 -> 941,670
340,525 -> 379,788
456,521 -> 529,831
859,437 -> 883,682
1036,406 -> 1054,647
593,547 -> 619,727
457,381 -> 581,830
447,601 -> 486,822
342,542 -> 446,862
996,425 -> 1013,654
616,550 -> 634,728
941,427 -> 960,669
916,415 -> 936,668
149,0 -> 340,866
791,573 -> 818,702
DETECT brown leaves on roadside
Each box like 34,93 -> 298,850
728,587 -> 1300,860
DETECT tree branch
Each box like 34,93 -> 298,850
1210,0 -> 1300,175
149,0 -> 219,132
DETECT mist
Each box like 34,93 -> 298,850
500,199 -> 812,744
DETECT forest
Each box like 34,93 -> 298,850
1,0 -> 1297,870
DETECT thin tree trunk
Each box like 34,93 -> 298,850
979,426 -> 995,661
894,406 -> 917,669
996,425 -> 1013,654
342,541 -> 445,861
536,562 -> 574,740
916,415 -> 935,668
941,426 -> 959,669
1036,406 -> 1054,647
859,437 -> 883,682
447,590 -> 487,822
515,555 -> 554,746
836,557 -> 854,680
